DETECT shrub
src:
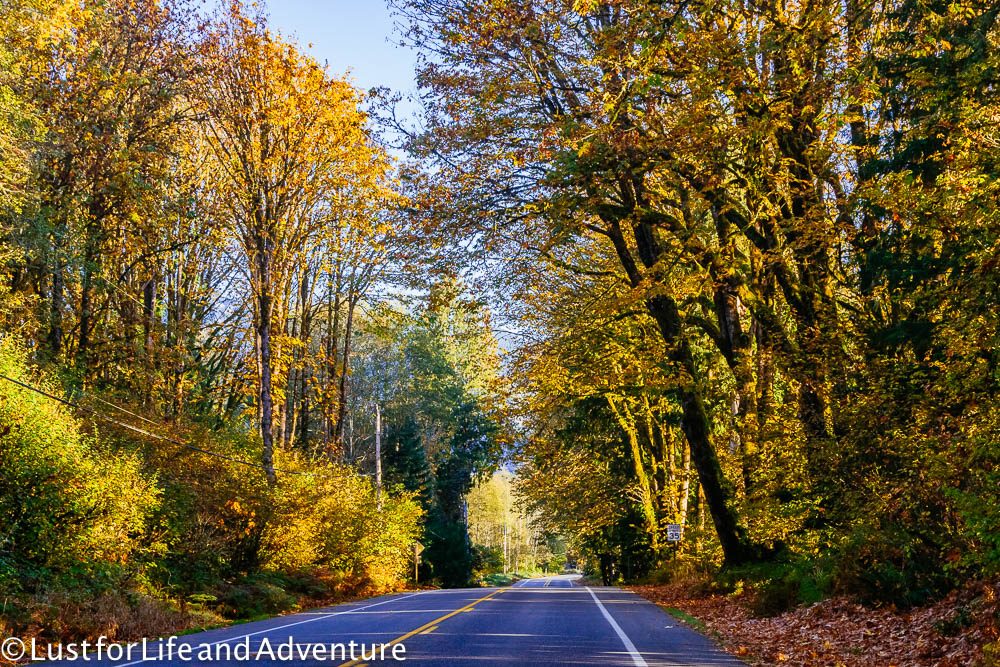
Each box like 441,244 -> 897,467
0,335 -> 425,643
310,473 -> 423,593
833,524 -> 951,607
0,339 -> 159,590
215,574 -> 299,619
143,432 -> 423,598
751,574 -> 802,617
717,560 -> 833,618
19,590 -> 216,643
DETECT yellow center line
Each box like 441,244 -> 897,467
337,589 -> 503,667
419,625 -> 438,635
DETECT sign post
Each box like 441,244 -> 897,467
666,524 -> 682,561
412,542 -> 424,584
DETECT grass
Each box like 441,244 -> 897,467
663,606 -> 707,633
480,573 -> 519,587
172,613 -> 268,638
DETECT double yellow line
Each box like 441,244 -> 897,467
339,588 -> 504,666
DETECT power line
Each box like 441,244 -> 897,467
87,392 -> 166,428
0,373 -> 371,480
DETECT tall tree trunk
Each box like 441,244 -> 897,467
600,189 -> 757,564
323,276 -> 342,459
680,438 -> 691,527
256,250 -> 277,486
333,297 -> 356,453
78,203 -> 107,378
142,275 -> 157,354
645,294 -> 755,565
696,483 -> 705,553
663,424 -> 678,519
641,395 -> 666,512
78,265 -> 93,373
298,269 -> 312,448
711,212 -> 757,497
774,113 -> 846,472
172,269 -> 189,418
607,395 -> 659,551
278,277 -> 294,448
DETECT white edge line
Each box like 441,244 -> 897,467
586,587 -> 648,667
115,590 -> 426,666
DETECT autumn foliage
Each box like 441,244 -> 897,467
0,0 -> 516,645
0,0 -> 487,645
390,0 -> 1000,617
2,0 -> 1000,660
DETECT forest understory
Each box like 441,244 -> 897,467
3,573 -> 426,664
632,579 -> 1000,666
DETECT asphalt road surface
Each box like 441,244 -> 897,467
36,575 -> 744,666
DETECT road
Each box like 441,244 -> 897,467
37,575 -> 744,666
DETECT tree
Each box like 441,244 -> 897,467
196,1 -> 384,481
343,280 -> 507,585
383,414 -> 433,508
8,0 -> 195,376
0,0 -> 43,214
389,0 -> 783,564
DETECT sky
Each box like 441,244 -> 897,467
264,1 -> 420,100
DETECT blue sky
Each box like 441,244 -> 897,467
265,1 -> 419,99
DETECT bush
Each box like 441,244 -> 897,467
714,560 -> 832,618
215,574 -> 299,619
281,465 -> 423,594
751,574 -> 802,617
833,524 -> 951,608
0,339 -> 159,589
0,335 -> 425,644
140,430 -> 423,598
15,590 -> 216,643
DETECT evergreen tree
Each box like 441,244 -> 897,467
384,415 -> 434,509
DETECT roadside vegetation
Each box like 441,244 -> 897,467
0,333 -> 423,644
0,0 -> 507,647
466,471 -> 570,584
384,0 -> 1000,662
2,0 -> 999,662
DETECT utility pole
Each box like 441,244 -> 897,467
375,403 -> 382,511
514,517 -> 521,572
503,521 -> 509,574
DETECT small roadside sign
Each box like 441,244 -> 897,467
412,543 -> 424,584
666,524 -> 682,542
